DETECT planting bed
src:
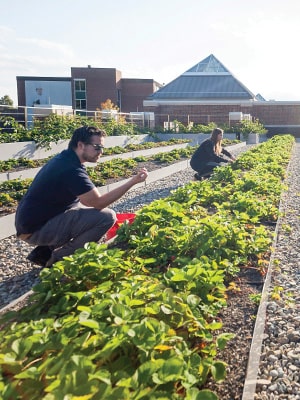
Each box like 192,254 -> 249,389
0,138 -> 297,399
0,157 -> 262,400
0,158 -> 183,217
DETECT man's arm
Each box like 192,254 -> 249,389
78,168 -> 148,210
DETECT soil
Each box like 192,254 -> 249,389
203,266 -> 264,399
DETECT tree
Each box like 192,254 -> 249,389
0,95 -> 14,106
100,99 -> 119,111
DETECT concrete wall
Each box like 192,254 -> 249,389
0,133 -> 255,162
0,135 -> 150,161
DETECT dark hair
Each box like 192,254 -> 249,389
68,126 -> 107,149
210,127 -> 224,154
210,128 -> 224,143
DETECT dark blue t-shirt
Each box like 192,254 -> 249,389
15,149 -> 95,235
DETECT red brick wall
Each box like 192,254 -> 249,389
120,79 -> 159,113
144,102 -> 300,130
253,103 -> 300,125
71,67 -> 121,111
70,68 -> 161,113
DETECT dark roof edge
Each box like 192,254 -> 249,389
17,76 -> 71,81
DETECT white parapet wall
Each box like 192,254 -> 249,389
0,133 -> 254,161
0,135 -> 150,161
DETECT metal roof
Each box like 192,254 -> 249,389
148,54 -> 256,101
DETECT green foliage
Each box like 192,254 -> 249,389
0,192 -> 15,207
0,179 -> 32,205
100,117 -> 136,136
158,119 -> 267,136
0,112 -> 150,148
28,114 -> 86,148
0,242 -> 232,399
0,156 -> 51,173
230,119 -> 267,138
0,134 -> 294,399
0,116 -> 30,143
163,121 -> 217,134
0,109 -> 250,151
190,122 -> 217,134
0,145 -> 195,209
87,158 -> 138,186
0,139 -> 190,173
0,95 -> 13,106
221,138 -> 240,146
249,293 -> 261,305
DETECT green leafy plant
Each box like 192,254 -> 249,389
0,139 -> 190,173
0,116 -> 30,143
0,134 -> 295,399
0,112 -> 154,147
231,119 -> 267,140
0,146 -> 196,214
249,293 -> 261,305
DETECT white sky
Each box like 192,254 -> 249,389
1,0 -> 300,105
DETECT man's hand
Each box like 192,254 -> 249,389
79,168 -> 149,210
131,168 -> 148,184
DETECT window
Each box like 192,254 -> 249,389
74,79 -> 86,110
75,80 -> 86,91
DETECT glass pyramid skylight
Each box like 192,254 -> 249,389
185,54 -> 228,73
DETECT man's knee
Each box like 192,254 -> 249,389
97,208 -> 117,228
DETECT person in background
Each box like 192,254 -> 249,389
15,126 -> 148,268
190,127 -> 236,180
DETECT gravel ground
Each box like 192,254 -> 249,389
0,142 -> 299,399
252,141 -> 300,400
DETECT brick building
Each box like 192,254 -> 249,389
17,66 -> 161,114
143,54 -> 300,135
14,56 -> 300,135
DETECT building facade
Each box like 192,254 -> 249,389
17,66 -> 161,115
143,54 -> 300,135
14,56 -> 300,135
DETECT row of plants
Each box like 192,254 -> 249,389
0,147 -> 195,210
164,119 -> 267,138
0,140 -> 240,210
0,114 -> 152,148
0,138 -> 190,173
0,140 -> 239,210
0,112 -> 265,149
115,138 -> 290,274
0,135 -> 294,399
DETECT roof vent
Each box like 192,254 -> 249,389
229,112 -> 243,121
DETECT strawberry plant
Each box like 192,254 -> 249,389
0,134 -> 295,399
0,156 -> 52,173
0,139 -> 191,173
0,242 -> 232,399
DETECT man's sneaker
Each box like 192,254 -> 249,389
27,246 -> 52,267
194,172 -> 211,180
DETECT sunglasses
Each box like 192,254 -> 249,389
88,143 -> 105,152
